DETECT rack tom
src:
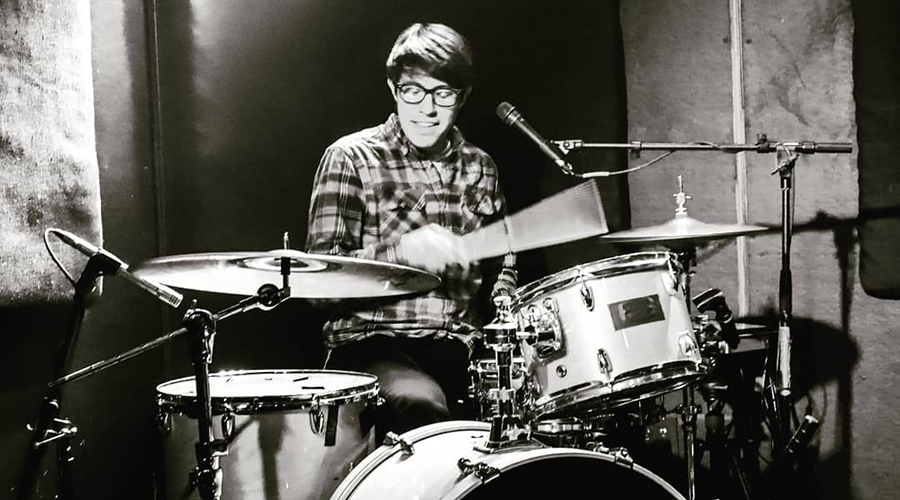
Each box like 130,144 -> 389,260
514,252 -> 705,418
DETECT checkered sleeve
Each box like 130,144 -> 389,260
306,146 -> 367,256
305,146 -> 402,262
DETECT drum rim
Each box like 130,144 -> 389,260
330,420 -> 493,499
156,369 -> 379,413
513,251 -> 681,306
530,361 -> 706,417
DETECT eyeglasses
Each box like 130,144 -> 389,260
395,83 -> 462,107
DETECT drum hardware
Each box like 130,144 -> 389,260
693,287 -> 739,350
675,387 -> 701,500
477,295 -> 531,450
383,431 -> 416,455
517,298 -> 562,357
456,458 -> 501,481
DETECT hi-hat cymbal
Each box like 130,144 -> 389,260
598,215 -> 769,246
130,250 -> 440,299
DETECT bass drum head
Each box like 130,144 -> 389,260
330,421 -> 684,500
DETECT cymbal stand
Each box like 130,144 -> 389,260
184,247 -> 293,500
18,252 -> 124,499
675,386 -> 701,500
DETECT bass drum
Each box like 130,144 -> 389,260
329,421 -> 685,500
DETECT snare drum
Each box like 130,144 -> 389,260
514,252 -> 705,418
329,420 -> 684,499
157,370 -> 378,500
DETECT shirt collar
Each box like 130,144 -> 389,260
385,113 -> 465,162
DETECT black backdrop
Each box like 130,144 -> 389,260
2,2 -> 629,499
153,0 -> 630,374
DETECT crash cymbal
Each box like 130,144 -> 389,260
598,215 -> 769,246
130,250 -> 440,299
600,175 -> 769,247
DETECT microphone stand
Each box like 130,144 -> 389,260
771,148 -> 796,464
30,282 -> 289,500
18,252 -> 124,499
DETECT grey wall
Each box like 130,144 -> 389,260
622,1 -> 900,499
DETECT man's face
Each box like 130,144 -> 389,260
389,70 -> 467,154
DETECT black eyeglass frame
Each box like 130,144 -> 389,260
394,83 -> 463,108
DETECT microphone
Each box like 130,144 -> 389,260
783,414 -> 820,461
496,102 -> 573,173
792,141 -> 853,154
53,229 -> 183,308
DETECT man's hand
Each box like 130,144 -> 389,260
396,224 -> 469,275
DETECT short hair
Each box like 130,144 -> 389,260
386,23 -> 474,89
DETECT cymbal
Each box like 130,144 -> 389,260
598,215 -> 769,246
130,250 -> 440,299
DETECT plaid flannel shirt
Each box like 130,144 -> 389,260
306,114 -> 514,353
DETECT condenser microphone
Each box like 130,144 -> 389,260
53,229 -> 183,308
496,102 -> 573,173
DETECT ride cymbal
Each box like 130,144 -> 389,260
130,250 -> 440,299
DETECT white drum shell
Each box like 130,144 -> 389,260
329,421 -> 685,500
515,252 -> 704,417
157,370 -> 377,500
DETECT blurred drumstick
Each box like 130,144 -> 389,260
462,180 -> 608,261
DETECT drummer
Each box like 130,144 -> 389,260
305,22 -> 517,442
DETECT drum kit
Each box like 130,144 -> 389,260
29,181 -> 785,500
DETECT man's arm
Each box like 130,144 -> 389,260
306,146 -> 402,263
306,146 -> 467,274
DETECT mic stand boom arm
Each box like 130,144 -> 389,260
552,137 -> 853,157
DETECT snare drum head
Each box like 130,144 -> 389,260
156,369 -> 378,413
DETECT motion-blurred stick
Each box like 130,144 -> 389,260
462,180 -> 608,261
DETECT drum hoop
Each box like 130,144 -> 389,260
447,440 -> 686,500
155,369 -> 379,415
513,252 -> 681,306
531,361 -> 706,417
331,420 -> 493,500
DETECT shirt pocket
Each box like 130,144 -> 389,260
462,187 -> 500,233
378,186 -> 429,236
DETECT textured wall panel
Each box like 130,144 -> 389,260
0,0 -> 102,305
623,1 -> 900,499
